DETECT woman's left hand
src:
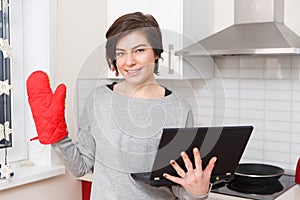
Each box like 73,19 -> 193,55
163,148 -> 217,196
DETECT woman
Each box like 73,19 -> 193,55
29,12 -> 216,199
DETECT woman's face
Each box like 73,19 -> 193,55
115,31 -> 158,85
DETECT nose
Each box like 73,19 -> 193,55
125,52 -> 136,67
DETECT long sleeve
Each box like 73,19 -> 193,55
52,92 -> 96,177
51,85 -> 207,199
172,185 -> 210,200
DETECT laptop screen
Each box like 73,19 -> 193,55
150,126 -> 253,182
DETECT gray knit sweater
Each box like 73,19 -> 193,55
52,85 -> 206,200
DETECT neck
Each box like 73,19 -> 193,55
116,80 -> 165,99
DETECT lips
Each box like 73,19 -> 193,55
125,68 -> 142,76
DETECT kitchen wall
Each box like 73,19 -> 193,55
75,0 -> 300,172
0,0 -> 106,199
77,55 -> 300,171
160,55 -> 300,171
7,1 -> 300,200
0,170 -> 80,200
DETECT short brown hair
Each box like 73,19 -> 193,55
105,12 -> 163,75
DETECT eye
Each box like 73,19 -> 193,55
116,51 -> 124,58
135,48 -> 145,54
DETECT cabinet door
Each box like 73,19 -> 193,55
107,0 -> 182,79
81,181 -> 92,200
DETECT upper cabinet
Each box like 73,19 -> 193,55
107,0 -> 216,79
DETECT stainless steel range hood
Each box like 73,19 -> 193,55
177,0 -> 300,56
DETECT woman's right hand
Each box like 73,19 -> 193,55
163,148 -> 216,197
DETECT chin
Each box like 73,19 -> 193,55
126,76 -> 152,85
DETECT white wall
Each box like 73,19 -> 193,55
76,0 -> 300,173
54,0 -> 107,134
0,171 -> 79,200
180,56 -> 300,171
5,0 -> 299,199
78,55 -> 300,172
1,0 -> 107,199
53,0 -> 108,199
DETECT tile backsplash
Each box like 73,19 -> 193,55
77,55 -> 300,171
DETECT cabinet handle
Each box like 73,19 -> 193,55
168,44 -> 174,74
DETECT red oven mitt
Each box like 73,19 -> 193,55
26,70 -> 68,144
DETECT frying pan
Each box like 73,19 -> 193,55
234,163 -> 284,184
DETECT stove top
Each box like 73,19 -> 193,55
211,174 -> 296,200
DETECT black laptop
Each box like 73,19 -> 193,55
130,126 -> 253,187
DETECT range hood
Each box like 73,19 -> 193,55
177,0 -> 300,56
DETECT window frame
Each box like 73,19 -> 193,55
0,0 -> 27,163
0,0 -> 65,190
0,0 -> 13,149
1,0 -> 57,164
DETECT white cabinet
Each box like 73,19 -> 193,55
107,0 -> 215,79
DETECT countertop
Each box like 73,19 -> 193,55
78,173 -> 300,199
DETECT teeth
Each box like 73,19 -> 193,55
128,69 -> 139,73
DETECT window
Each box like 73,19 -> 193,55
0,0 -> 27,163
0,1 -> 65,187
0,0 -> 63,166
0,0 -> 12,149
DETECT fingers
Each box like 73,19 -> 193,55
204,156 -> 217,177
163,173 -> 183,185
170,160 -> 186,178
167,149 -> 217,184
193,148 -> 202,171
180,151 -> 194,172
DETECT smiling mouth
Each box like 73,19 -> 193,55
126,68 -> 141,76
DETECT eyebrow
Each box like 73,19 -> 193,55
115,44 -> 149,51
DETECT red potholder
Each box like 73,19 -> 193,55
26,71 -> 68,144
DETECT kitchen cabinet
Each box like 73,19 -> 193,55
106,0 -> 215,79
82,180 -> 92,200
78,173 -> 93,200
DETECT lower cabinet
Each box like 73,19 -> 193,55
82,180 -> 92,200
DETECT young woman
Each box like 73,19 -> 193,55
31,12 -> 216,199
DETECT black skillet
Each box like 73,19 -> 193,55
234,163 -> 284,184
